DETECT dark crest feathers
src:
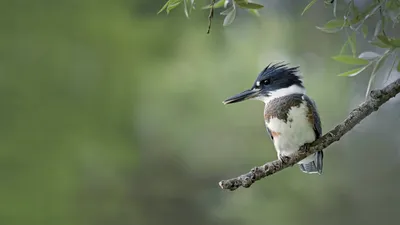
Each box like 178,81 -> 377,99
257,62 -> 300,80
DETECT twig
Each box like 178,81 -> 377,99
219,78 -> 400,191
207,0 -> 215,34
378,0 -> 387,36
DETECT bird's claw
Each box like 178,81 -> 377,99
278,154 -> 290,164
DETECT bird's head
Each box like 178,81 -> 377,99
223,63 -> 305,105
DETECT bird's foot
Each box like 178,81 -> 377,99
278,154 -> 290,165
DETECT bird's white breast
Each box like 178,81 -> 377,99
265,102 -> 316,162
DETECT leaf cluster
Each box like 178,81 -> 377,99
158,0 -> 263,26
309,0 -> 400,97
158,0 -> 400,97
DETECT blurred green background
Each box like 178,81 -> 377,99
1,0 -> 400,225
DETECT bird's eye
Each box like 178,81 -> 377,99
263,79 -> 271,85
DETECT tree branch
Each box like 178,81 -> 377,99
207,0 -> 215,34
219,78 -> 400,191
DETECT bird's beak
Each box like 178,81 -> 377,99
223,88 -> 260,105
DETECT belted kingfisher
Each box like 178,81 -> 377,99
222,63 -> 323,174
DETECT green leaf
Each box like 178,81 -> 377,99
389,38 -> 400,47
348,32 -> 357,57
202,0 -> 225,9
377,35 -> 392,46
237,2 -> 264,9
223,6 -> 236,26
321,19 -> 346,29
167,0 -> 182,14
316,27 -> 342,33
183,0 -> 189,18
221,6 -> 234,15
397,59 -> 400,72
373,20 -> 382,37
369,40 -> 391,48
248,9 -> 260,17
332,55 -> 369,65
158,1 -> 170,14
365,49 -> 392,98
362,25 -> 368,38
337,66 -> 369,77
316,19 -> 346,33
190,0 -> 195,12
339,40 -> 348,55
384,55 -> 398,83
333,0 -> 337,17
234,0 -> 248,4
350,0 -> 359,15
302,0 -> 318,16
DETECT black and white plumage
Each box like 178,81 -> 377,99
223,63 -> 323,174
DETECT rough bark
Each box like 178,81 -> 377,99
219,78 -> 400,191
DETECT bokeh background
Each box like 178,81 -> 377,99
1,0 -> 400,225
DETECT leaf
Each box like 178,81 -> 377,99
167,0 -> 182,14
337,66 -> 369,77
397,60 -> 400,72
316,27 -> 342,33
384,55 -> 397,83
339,40 -> 348,55
202,0 -> 225,9
332,55 -> 369,65
389,38 -> 400,47
234,0 -> 248,4
377,35 -> 392,46
191,0 -> 196,9
333,0 -> 337,17
321,19 -> 346,29
158,1 -> 170,14
223,6 -> 236,26
397,57 -> 400,72
362,25 -> 368,38
224,0 -> 231,8
237,2 -> 264,9
221,6 -> 234,15
189,0 -> 194,13
358,52 -> 381,60
183,0 -> 189,18
248,9 -> 260,17
369,40 -> 391,48
350,0 -> 359,15
348,32 -> 357,57
302,0 -> 318,16
373,20 -> 382,37
316,19 -> 346,33
365,49 -> 392,98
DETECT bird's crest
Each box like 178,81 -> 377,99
257,62 -> 301,80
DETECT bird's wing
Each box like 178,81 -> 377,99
302,95 -> 322,138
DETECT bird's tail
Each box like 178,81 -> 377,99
298,151 -> 323,174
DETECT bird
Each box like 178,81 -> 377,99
222,62 -> 323,174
